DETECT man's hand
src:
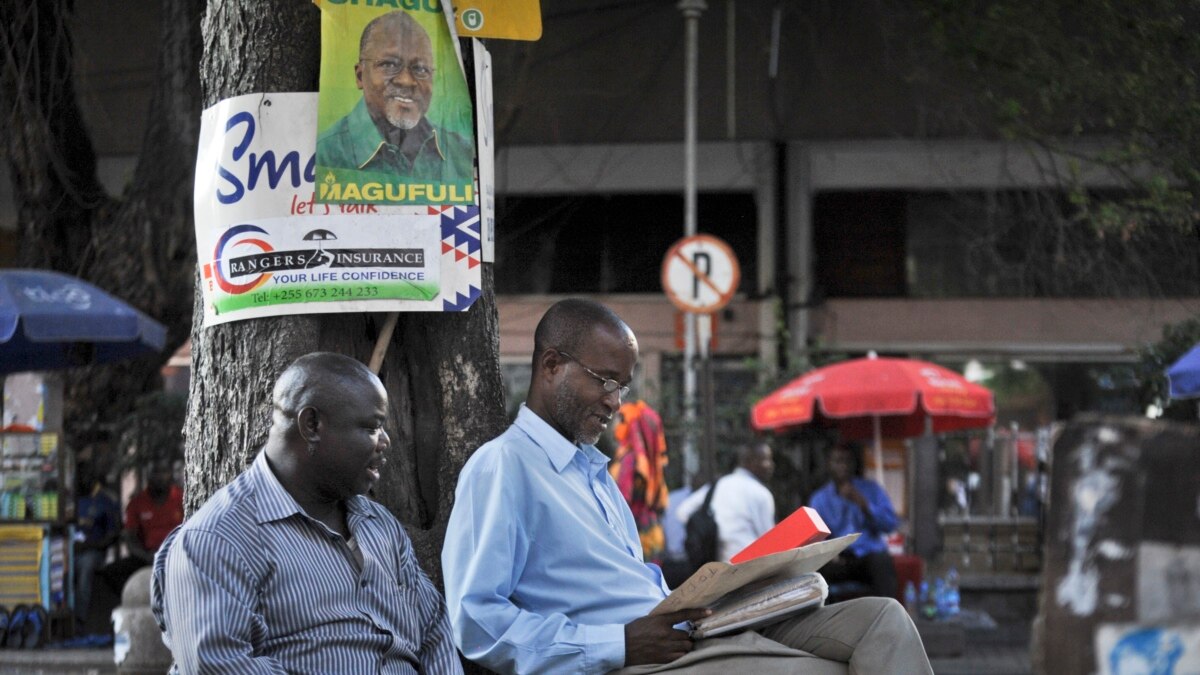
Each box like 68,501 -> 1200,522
838,482 -> 868,510
624,608 -> 711,666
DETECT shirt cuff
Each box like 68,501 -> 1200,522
582,623 -> 626,674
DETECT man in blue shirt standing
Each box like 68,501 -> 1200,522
809,441 -> 901,600
73,456 -> 120,633
443,299 -> 931,674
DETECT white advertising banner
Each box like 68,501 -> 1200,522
473,38 -> 496,262
194,93 -> 482,326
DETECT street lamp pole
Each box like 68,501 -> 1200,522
678,0 -> 705,484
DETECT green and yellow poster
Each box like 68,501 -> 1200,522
315,0 -> 476,206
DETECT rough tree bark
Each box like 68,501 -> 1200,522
8,2 -> 508,668
0,0 -> 203,440
184,0 -> 507,594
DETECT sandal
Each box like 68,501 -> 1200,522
22,605 -> 46,649
3,605 -> 26,649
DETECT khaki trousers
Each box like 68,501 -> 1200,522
610,597 -> 932,675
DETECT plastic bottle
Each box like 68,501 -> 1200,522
918,580 -> 937,620
903,581 -> 917,617
944,567 -> 961,617
934,577 -> 948,618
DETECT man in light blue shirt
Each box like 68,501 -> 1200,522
443,299 -> 932,674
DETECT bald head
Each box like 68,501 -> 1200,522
531,299 -> 632,371
359,10 -> 429,57
272,352 -> 380,435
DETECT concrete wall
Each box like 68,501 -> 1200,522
813,298 -> 1200,362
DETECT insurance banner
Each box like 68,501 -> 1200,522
194,92 -> 482,326
314,0 -> 476,206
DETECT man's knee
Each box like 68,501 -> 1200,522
846,596 -> 906,624
874,596 -> 905,616
873,596 -> 905,614
859,596 -> 920,638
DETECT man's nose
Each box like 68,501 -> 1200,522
601,388 -> 622,409
390,66 -> 417,85
378,429 -> 391,451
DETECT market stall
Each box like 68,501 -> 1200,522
0,269 -> 168,644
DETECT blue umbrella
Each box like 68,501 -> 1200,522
1166,343 -> 1200,400
0,269 -> 167,376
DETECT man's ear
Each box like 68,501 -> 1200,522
355,62 -> 366,91
535,349 -> 565,382
297,406 -> 321,444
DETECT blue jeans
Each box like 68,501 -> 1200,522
74,548 -> 105,624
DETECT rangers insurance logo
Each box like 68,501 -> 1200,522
209,224 -> 277,294
206,224 -> 426,295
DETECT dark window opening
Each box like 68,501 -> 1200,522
494,193 -> 758,295
813,191 -> 908,298
815,189 -> 1200,299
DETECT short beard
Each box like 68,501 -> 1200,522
386,111 -> 419,130
553,382 -> 600,446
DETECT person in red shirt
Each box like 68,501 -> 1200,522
97,460 -> 184,598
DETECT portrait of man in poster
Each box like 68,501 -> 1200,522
317,9 -> 475,188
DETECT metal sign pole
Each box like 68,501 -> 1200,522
678,0 -> 705,484
662,234 -> 740,485
699,315 -> 717,483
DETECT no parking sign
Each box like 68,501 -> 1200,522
661,234 -> 740,314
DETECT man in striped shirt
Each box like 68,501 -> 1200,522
152,352 -> 462,674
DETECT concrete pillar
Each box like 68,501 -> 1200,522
910,433 -> 941,560
112,566 -> 172,674
785,143 -> 813,356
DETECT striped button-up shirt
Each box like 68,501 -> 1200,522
152,451 -> 462,674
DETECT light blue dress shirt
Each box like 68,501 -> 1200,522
442,406 -> 671,675
809,476 -> 899,558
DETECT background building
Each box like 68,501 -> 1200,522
3,0 -> 1197,505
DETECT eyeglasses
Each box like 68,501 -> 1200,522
556,350 -> 631,399
361,59 -> 434,81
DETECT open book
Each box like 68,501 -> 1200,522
652,533 -> 860,637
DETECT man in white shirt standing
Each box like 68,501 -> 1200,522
677,442 -> 776,562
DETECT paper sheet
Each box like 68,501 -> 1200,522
652,534 -> 859,615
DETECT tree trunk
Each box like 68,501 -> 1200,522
7,2 -> 506,668
0,0 -> 203,441
185,0 -> 507,594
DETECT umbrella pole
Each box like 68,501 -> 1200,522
873,416 -> 885,486
369,312 -> 400,375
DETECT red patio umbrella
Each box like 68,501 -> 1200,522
751,354 -> 995,483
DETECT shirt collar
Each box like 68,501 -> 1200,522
733,467 -> 758,482
514,405 -> 609,474
249,450 -> 373,525
347,98 -> 441,169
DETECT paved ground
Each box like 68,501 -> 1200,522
932,645 -> 1032,675
0,648 -> 115,675
1,644 -> 1035,675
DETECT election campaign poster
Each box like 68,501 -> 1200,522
314,0 -> 477,206
194,92 -> 482,326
